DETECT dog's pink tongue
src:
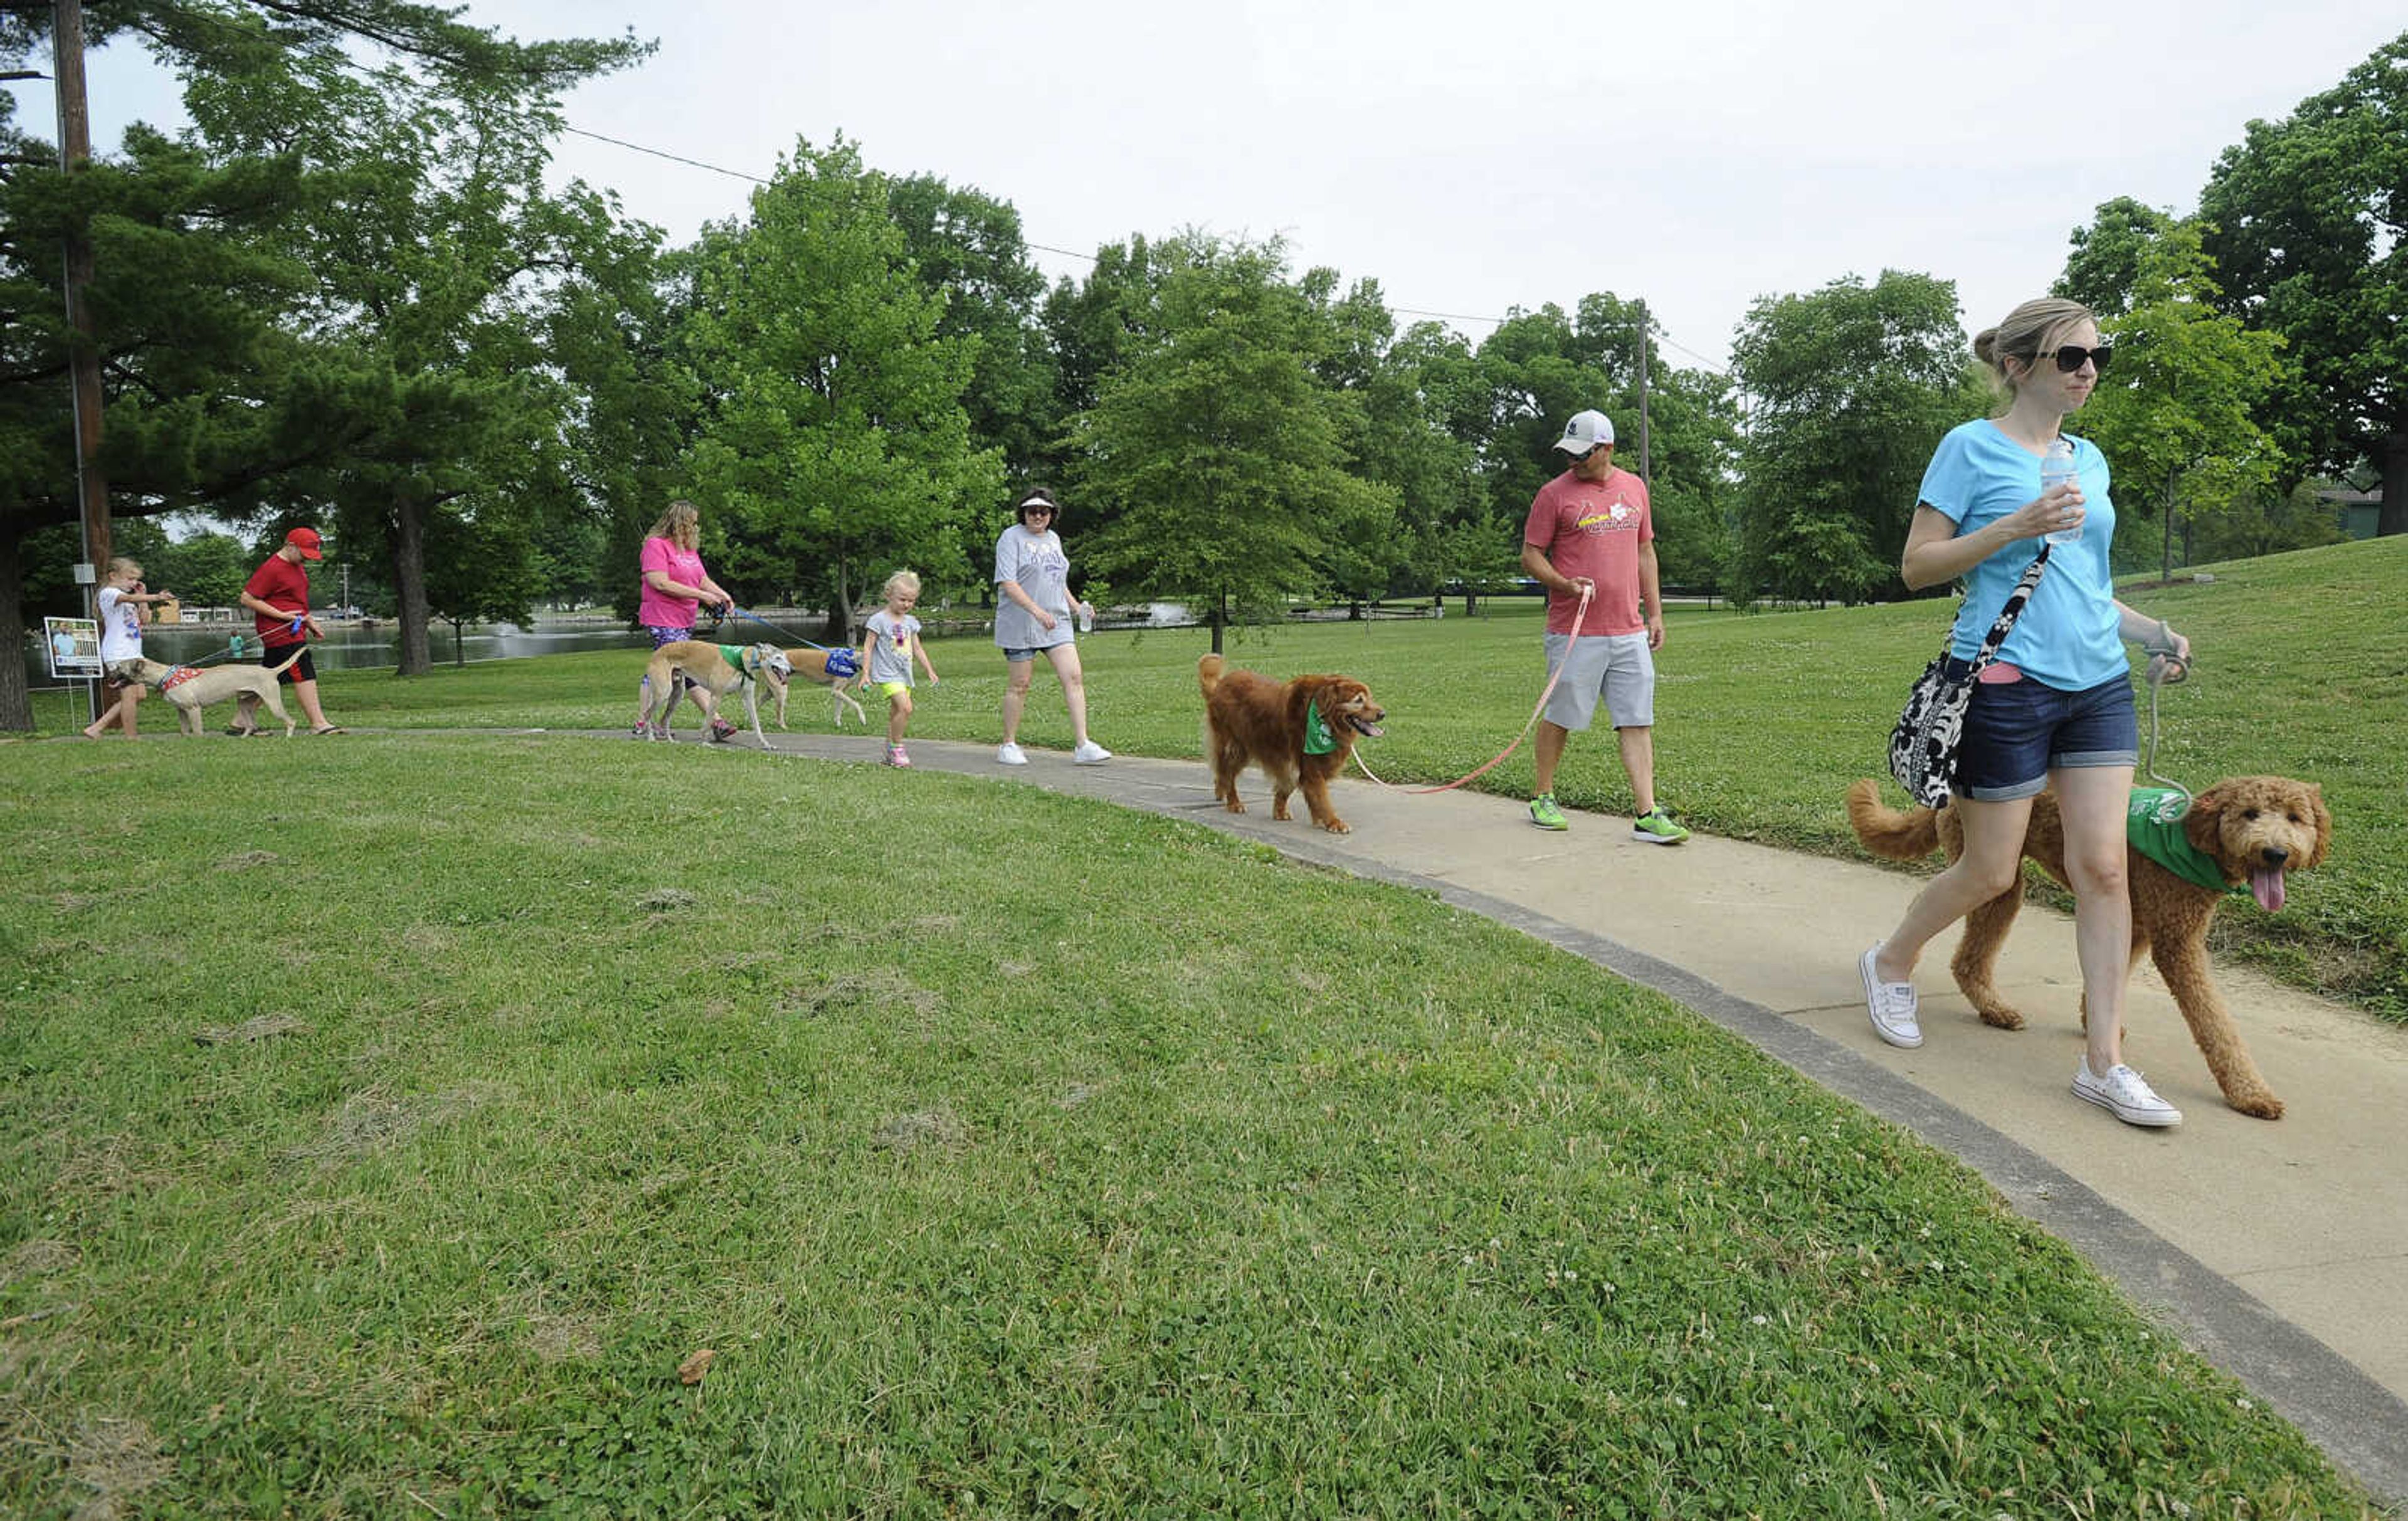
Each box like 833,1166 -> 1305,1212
2251,866 -> 2286,913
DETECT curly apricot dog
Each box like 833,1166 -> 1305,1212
1199,654 -> 1385,834
1846,776 -> 2331,1119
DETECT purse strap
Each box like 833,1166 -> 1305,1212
1965,543 -> 2052,672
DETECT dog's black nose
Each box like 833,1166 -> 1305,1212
2260,846 -> 2289,867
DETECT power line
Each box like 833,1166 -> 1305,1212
556,125 -> 1737,370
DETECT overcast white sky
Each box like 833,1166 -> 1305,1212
15,0 -> 2403,372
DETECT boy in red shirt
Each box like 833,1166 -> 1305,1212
235,526 -> 341,735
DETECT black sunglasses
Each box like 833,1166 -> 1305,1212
2046,344 -> 2113,373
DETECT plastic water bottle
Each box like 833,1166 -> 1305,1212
1077,604 -> 1094,634
2042,437 -> 2081,545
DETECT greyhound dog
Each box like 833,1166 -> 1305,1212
127,649 -> 307,737
775,646 -> 870,731
636,641 -> 791,745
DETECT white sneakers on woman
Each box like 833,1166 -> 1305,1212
995,742 -> 1028,766
2074,1058 -> 2184,1127
1858,944 -> 1923,1048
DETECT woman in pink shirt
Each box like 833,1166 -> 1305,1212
635,499 -> 737,739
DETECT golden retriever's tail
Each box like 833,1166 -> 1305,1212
1198,653 -> 1225,698
267,645 -> 307,676
1846,778 -> 1942,861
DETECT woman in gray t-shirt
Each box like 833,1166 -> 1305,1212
992,490 -> 1110,766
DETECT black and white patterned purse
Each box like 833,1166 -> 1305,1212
1886,545 -> 2052,809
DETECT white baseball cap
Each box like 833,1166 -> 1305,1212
1553,410 -> 1617,453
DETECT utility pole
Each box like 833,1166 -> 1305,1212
1635,298 -> 1652,488
53,0 -> 110,721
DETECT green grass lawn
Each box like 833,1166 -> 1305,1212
1,721 -> 2389,1508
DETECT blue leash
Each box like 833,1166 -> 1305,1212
728,606 -> 858,678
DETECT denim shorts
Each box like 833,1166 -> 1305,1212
1955,669 -> 2138,801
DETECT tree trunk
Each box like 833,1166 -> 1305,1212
2380,419 -> 2407,538
1208,587 -> 1225,656
0,529 -> 31,731
393,493 -> 432,676
2161,466 -> 2177,584
1463,589 -> 1480,618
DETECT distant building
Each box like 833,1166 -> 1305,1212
2315,487 -> 2380,540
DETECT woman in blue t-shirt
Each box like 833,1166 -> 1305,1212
1859,297 -> 2195,1129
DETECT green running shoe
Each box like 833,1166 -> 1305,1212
1529,793 -> 1569,831
1632,808 -> 1690,845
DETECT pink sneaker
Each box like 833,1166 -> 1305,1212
885,744 -> 912,768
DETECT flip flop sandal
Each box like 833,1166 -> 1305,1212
310,725 -> 346,735
224,725 -> 257,737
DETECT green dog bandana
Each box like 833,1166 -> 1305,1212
1304,699 -> 1336,756
2126,787 -> 2242,896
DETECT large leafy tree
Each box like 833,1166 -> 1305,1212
1466,295 -> 1738,599
2065,220 -> 2289,581
682,138 -> 1000,643
2056,196 -> 2185,318
182,28 -> 648,676
1074,236 -> 1397,653
0,0 -> 649,713
2200,29 -> 2408,535
0,117 -> 350,727
1729,271 -> 1977,606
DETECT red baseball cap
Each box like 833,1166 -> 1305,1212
284,526 -> 324,561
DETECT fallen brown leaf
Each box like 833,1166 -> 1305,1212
677,1347 -> 717,1385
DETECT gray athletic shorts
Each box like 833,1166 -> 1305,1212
1542,632 -> 1654,731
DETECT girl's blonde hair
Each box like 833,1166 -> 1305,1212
648,499 -> 700,550
1973,297 -> 2097,401
881,569 -> 922,602
107,556 -> 142,581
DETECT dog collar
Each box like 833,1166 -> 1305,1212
155,665 -> 201,693
1304,700 -> 1336,756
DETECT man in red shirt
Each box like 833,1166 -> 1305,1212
1519,410 -> 1686,842
234,526 -> 341,735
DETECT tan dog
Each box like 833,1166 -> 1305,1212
774,647 -> 870,731
128,650 -> 307,738
1198,654 -> 1386,834
636,641 -> 791,745
1846,777 -> 2333,1119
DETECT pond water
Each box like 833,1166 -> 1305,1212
23,604 -> 1210,689
21,618 -> 660,688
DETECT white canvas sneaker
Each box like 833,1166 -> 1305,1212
2073,1059 -> 2183,1128
1072,741 -> 1112,765
1859,944 -> 1923,1049
995,742 -> 1028,766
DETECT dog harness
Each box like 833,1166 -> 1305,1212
823,647 -> 858,680
154,665 -> 201,693
1304,700 -> 1336,756
2126,787 -> 2242,896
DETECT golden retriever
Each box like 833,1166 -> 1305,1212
1198,654 -> 1385,833
1846,776 -> 2333,1118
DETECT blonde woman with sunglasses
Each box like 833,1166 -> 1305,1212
1859,297 -> 2194,1129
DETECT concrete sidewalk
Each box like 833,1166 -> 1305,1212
722,730 -> 2408,1500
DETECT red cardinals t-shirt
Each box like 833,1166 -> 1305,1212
1522,467 -> 1652,636
245,555 -> 311,648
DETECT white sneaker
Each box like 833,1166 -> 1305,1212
2073,1058 -> 2183,1127
995,742 -> 1028,766
1859,944 -> 1923,1049
1072,740 -> 1112,765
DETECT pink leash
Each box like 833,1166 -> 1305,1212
1351,585 -> 1593,795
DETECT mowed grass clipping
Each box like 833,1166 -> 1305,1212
0,737 -> 2379,1517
